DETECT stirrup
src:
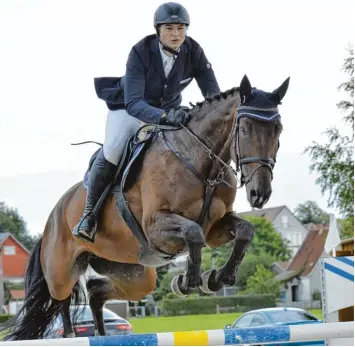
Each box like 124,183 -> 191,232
73,212 -> 98,243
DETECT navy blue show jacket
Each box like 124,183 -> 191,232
94,34 -> 220,124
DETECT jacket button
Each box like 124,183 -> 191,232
164,85 -> 167,88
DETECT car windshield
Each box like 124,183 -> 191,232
70,307 -> 123,323
267,310 -> 318,323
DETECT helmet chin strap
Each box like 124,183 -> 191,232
159,41 -> 180,56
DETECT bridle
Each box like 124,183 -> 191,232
159,105 -> 279,190
232,105 -> 279,186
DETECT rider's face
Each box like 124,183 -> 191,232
159,23 -> 187,52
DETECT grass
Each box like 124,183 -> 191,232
0,310 -> 323,338
0,330 -> 7,340
128,309 -> 323,334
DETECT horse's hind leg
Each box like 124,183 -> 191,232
86,277 -> 111,336
86,257 -> 156,336
60,296 -> 76,338
200,212 -> 254,293
56,253 -> 90,338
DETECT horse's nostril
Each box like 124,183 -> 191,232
250,189 -> 257,198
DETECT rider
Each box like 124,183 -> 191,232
73,2 -> 221,243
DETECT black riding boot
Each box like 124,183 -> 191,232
73,148 -> 116,243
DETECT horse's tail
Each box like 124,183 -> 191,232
1,238 -> 85,340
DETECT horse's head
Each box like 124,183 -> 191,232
232,75 -> 289,208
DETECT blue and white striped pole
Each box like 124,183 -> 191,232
0,322 -> 353,346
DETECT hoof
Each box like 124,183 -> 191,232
64,332 -> 76,338
199,268 -> 236,294
171,274 -> 186,297
200,269 -> 222,294
199,269 -> 218,294
170,274 -> 196,296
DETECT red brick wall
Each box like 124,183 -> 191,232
1,237 -> 29,278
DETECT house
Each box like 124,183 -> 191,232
0,232 -> 30,283
237,205 -> 309,256
333,237 -> 354,257
271,261 -> 291,274
272,224 -> 329,308
7,289 -> 25,315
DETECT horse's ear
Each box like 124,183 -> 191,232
239,74 -> 252,103
272,77 -> 290,103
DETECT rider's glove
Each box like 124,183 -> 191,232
160,109 -> 190,126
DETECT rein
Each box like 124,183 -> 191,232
160,105 -> 277,192
154,105 -> 278,228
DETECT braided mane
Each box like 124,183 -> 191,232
191,87 -> 239,110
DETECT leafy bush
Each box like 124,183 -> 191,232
245,265 -> 281,298
0,314 -> 13,323
161,294 -> 275,316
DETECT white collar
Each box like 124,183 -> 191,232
159,42 -> 179,61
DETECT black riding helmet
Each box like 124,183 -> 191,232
154,2 -> 190,55
154,2 -> 190,29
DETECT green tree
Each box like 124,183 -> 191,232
153,270 -> 178,302
293,201 -> 329,224
304,45 -> 354,219
245,265 -> 280,298
339,216 -> 354,239
201,247 -> 231,272
155,264 -> 170,290
245,216 -> 292,261
0,201 -> 39,251
235,252 -> 276,290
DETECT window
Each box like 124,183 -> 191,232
250,314 -> 266,327
70,306 -> 122,323
291,233 -> 301,245
267,309 -> 318,323
284,233 -> 292,244
281,215 -> 289,228
3,246 -> 16,255
233,314 -> 254,328
298,233 -> 303,245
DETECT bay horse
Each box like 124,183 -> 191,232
1,75 -> 289,340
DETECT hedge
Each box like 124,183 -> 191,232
0,314 -> 13,324
161,294 -> 275,316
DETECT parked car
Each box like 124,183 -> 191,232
44,305 -> 132,338
224,307 -> 323,346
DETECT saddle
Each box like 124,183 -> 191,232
82,124 -> 183,267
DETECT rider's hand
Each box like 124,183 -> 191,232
161,109 -> 190,126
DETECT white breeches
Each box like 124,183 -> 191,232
103,109 -> 141,165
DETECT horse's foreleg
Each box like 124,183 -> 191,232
148,212 -> 205,296
200,212 -> 254,293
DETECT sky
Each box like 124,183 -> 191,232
0,0 -> 353,237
